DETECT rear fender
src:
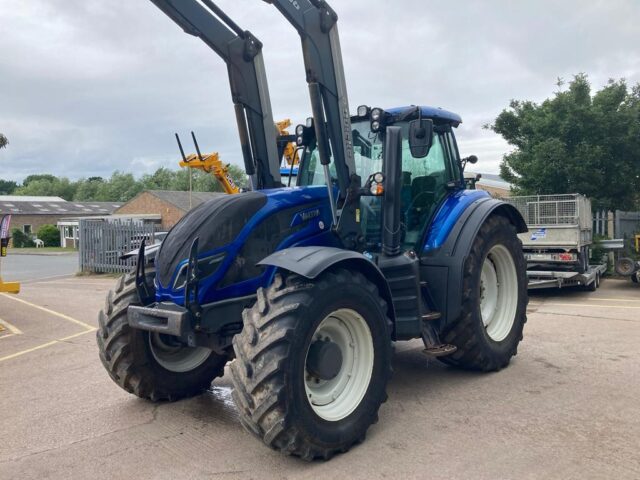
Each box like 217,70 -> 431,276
420,198 -> 527,329
258,246 -> 395,323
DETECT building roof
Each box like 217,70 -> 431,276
0,195 -> 66,202
0,196 -> 123,216
145,190 -> 225,212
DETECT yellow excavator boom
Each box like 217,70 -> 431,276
180,152 -> 240,195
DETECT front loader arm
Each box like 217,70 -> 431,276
149,0 -> 281,189
263,0 -> 356,198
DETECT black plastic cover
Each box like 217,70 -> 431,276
157,192 -> 267,286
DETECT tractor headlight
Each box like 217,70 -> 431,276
357,105 -> 370,117
173,252 -> 226,291
371,108 -> 383,121
371,120 -> 381,133
295,124 -> 305,136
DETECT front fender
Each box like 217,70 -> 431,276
259,246 -> 396,323
420,197 -> 527,329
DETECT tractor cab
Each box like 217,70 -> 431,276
297,105 -> 466,251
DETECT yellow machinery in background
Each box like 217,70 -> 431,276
276,119 -> 299,167
177,121 -> 299,194
0,215 -> 20,294
176,131 -> 240,194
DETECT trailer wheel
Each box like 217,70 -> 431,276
97,268 -> 227,401
440,214 -> 528,371
577,247 -> 589,274
230,269 -> 392,461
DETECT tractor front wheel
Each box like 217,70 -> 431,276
230,269 -> 392,460
97,268 -> 228,401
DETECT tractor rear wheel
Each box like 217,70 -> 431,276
439,214 -> 528,371
97,267 -> 227,401
230,269 -> 392,460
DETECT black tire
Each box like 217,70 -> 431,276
586,276 -> 597,292
439,214 -> 528,371
615,257 -> 636,276
230,269 -> 392,461
631,273 -> 639,284
97,267 -> 227,401
577,247 -> 588,274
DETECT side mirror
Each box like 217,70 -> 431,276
461,155 -> 478,171
408,118 -> 433,158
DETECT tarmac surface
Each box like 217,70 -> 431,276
0,274 -> 639,479
1,252 -> 78,282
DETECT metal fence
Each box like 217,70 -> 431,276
506,194 -> 591,229
79,219 -> 156,273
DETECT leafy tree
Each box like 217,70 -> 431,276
0,134 -> 7,149
37,224 -> 61,247
0,179 -> 17,195
14,176 -> 77,200
22,174 -> 57,186
140,167 -> 177,191
488,74 -> 640,210
95,171 -> 143,202
74,177 -> 105,201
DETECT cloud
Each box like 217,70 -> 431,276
0,0 -> 638,181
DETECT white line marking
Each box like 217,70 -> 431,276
0,293 -> 94,330
0,317 -> 23,335
543,302 -> 640,310
0,329 -> 95,363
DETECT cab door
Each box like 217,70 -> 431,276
400,124 -> 462,249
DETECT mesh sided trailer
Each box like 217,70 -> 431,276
504,194 -> 598,284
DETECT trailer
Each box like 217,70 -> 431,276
505,194 -> 604,290
527,263 -> 606,291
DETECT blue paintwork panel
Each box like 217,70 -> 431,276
385,105 -> 462,126
155,185 -> 335,305
423,190 -> 490,252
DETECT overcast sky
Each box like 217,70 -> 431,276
1,0 -> 639,182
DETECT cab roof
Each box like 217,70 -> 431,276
385,106 -> 462,127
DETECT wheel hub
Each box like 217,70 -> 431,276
304,309 -> 374,422
306,338 -> 343,380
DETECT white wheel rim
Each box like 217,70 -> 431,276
148,333 -> 211,373
480,244 -> 519,342
304,309 -> 374,422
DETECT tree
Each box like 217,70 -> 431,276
37,224 -> 61,247
14,176 -> 77,200
74,177 -> 105,201
0,179 -> 17,195
0,134 -> 7,149
95,171 -> 142,202
488,74 -> 640,210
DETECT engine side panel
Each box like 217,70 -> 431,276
155,186 -> 335,305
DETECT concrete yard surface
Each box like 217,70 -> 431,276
0,276 -> 639,479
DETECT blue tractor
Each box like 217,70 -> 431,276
98,0 -> 528,460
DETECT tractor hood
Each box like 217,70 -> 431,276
156,192 -> 267,288
154,186 -> 335,303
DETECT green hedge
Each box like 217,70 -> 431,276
37,224 -> 61,247
11,228 -> 35,248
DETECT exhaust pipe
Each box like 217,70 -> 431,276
382,126 -> 403,257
